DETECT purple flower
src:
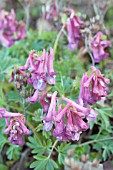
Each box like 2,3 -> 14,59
0,9 -> 26,47
53,104 -> 68,141
62,97 -> 91,116
67,9 -> 84,50
41,91 -> 92,141
0,108 -> 23,118
20,50 -> 37,71
19,48 -> 58,103
0,108 -> 30,145
27,90 -> 39,104
78,66 -> 110,106
53,117 -> 67,141
86,109 -> 98,121
65,110 -> 89,141
46,47 -> 58,84
39,92 -> 52,113
52,98 -> 90,141
41,91 -> 57,131
91,32 -> 111,63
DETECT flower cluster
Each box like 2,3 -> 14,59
78,66 -> 110,106
66,9 -> 84,51
91,32 -> 111,63
0,9 -> 26,47
0,108 -> 30,145
9,48 -> 58,104
40,91 -> 98,141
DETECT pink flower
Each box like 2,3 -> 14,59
39,92 -> 52,113
52,97 -> 90,141
0,108 -> 23,118
27,90 -> 39,104
18,48 -> 58,103
41,92 -> 92,141
78,66 -> 110,106
91,32 -> 111,63
41,91 -> 57,131
0,9 -> 26,47
0,108 -> 30,145
67,9 -> 84,50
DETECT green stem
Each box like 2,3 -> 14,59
26,121 -> 42,143
48,140 -> 58,159
53,24 -> 66,57
79,137 -> 113,147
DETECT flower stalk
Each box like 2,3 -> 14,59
53,24 -> 66,57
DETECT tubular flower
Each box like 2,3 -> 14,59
39,92 -> 52,113
20,48 -> 57,103
91,32 -> 111,63
41,92 -> 94,141
0,9 -> 26,47
9,48 -> 58,104
41,91 -> 57,131
78,66 -> 110,106
53,97 -> 90,141
0,108 -> 30,146
66,9 -> 84,50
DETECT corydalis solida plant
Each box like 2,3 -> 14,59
0,9 -> 26,47
0,108 -> 30,146
0,48 -> 110,145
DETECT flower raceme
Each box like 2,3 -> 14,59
9,48 -> 58,104
21,48 -> 58,103
41,91 -> 97,141
0,108 -> 30,146
78,66 -> 110,106
66,9 -> 84,50
91,32 -> 111,63
0,9 -> 26,47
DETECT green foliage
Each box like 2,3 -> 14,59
30,156 -> 58,170
58,143 -> 70,164
6,144 -> 21,160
